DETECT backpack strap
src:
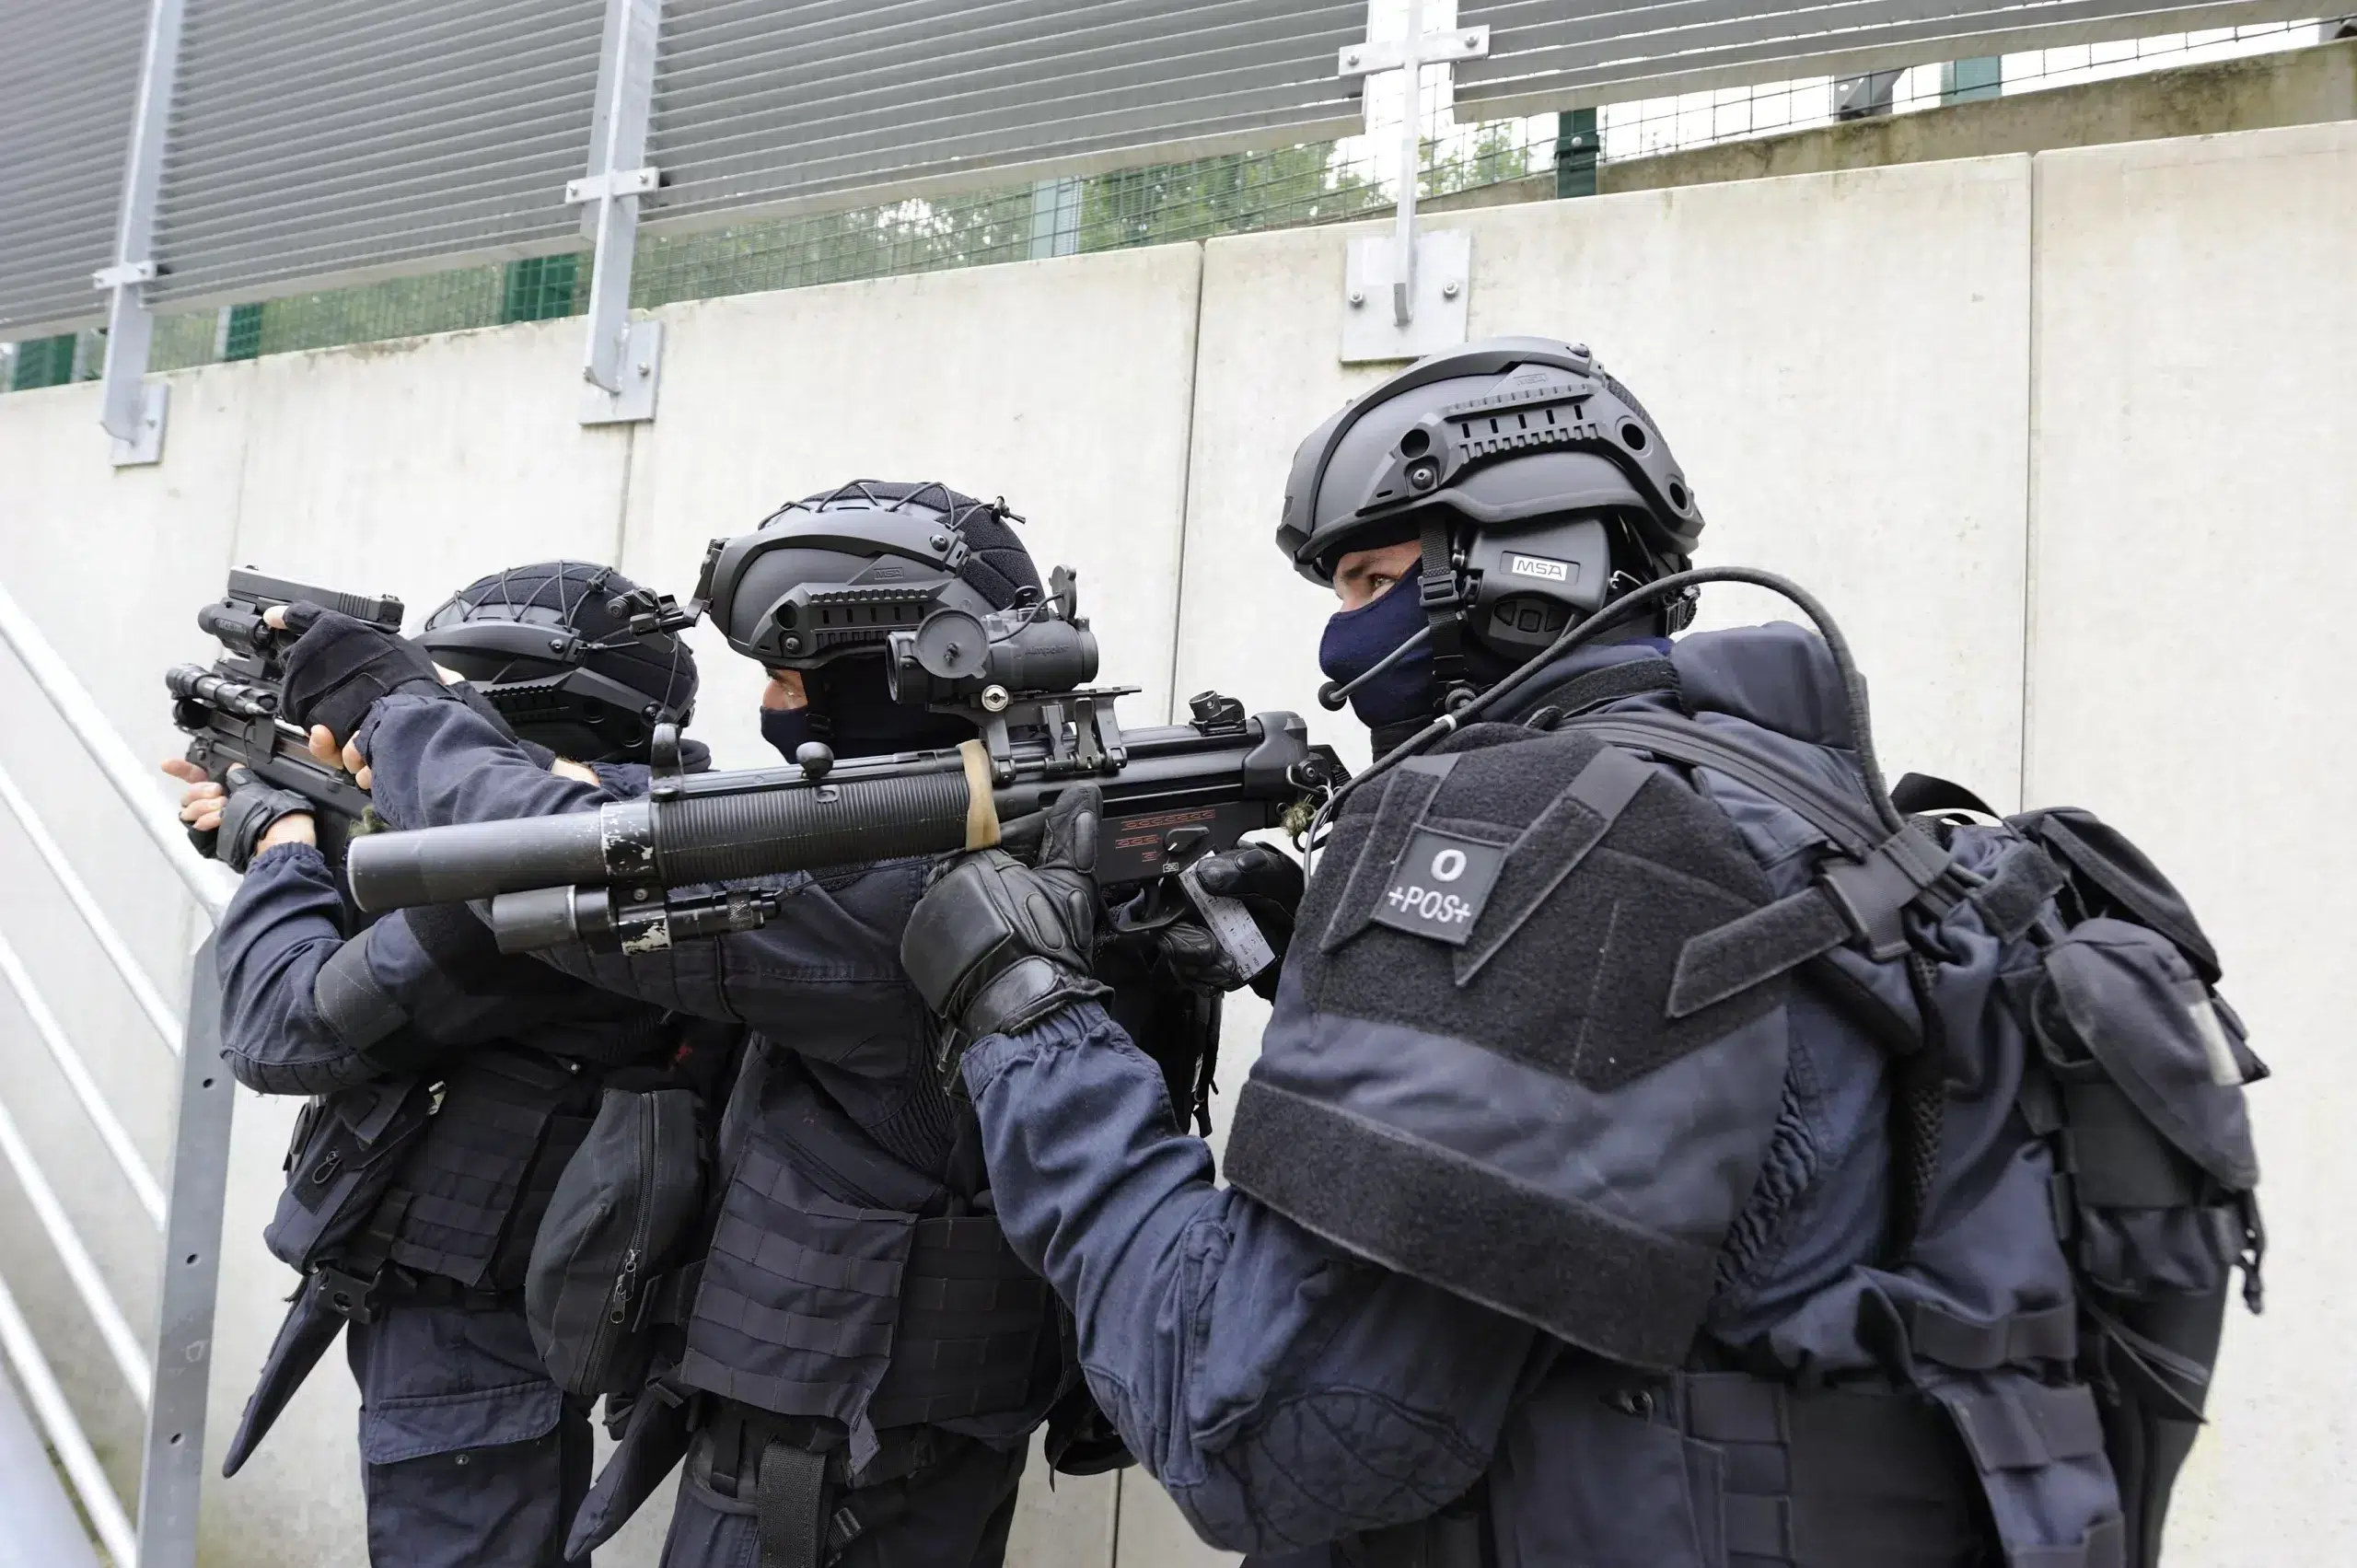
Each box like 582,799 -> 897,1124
1891,772 -> 2001,819
1558,713 -> 1957,979
1561,714 -> 1886,857
1559,713 -> 1963,1266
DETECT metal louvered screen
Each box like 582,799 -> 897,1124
1455,0 -> 2326,112
146,0 -> 606,311
0,1 -> 145,338
643,1 -> 1371,231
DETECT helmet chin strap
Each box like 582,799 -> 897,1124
1416,517 -> 1479,715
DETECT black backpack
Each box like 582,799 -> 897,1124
1558,708 -> 2265,1568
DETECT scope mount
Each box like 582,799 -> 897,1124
968,686 -> 1140,785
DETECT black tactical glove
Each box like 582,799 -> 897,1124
275,601 -> 449,740
900,784 -> 1111,1066
1115,843 -> 1305,1001
1190,843 -> 1304,999
212,766 -> 313,873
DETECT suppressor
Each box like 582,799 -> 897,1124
346,742 -> 998,912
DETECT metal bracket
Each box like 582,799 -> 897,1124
564,166 -> 660,204
1337,0 -> 1477,364
97,0 -> 188,468
575,0 -> 665,424
581,319 -> 663,424
108,381 -> 170,466
1342,228 -> 1469,362
91,260 -> 157,289
1336,24 -> 1488,80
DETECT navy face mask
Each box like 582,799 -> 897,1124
761,657 -> 976,764
1318,580 -> 1433,731
760,704 -> 817,762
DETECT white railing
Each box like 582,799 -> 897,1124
0,575 -> 237,1568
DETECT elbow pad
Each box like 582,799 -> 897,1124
313,927 -> 411,1051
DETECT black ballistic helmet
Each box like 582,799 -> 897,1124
418,562 -> 698,763
1280,337 -> 1702,668
696,481 -> 1043,669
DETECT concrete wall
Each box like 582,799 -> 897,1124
0,117 -> 2348,1566
2023,119 -> 2357,1558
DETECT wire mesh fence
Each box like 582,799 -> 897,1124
4,17 -> 2340,392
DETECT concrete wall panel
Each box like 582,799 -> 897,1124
224,319 -> 633,620
2026,119 -> 2357,1568
1462,157 -> 2034,814
617,246 -> 1205,772
1178,153 -> 2034,797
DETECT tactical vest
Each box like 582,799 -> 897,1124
272,1049 -> 605,1297
1226,628 -> 2263,1568
674,1051 -> 1059,1471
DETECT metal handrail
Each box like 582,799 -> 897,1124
0,927 -> 169,1225
0,572 -> 234,1568
0,1271 -> 138,1565
0,578 -> 229,922
0,757 -> 186,1052
0,1092 -> 152,1403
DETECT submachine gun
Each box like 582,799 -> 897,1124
343,569 -> 1344,971
168,569 -> 405,877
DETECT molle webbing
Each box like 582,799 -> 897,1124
681,1144 -> 1051,1434
867,1217 -> 1051,1428
1906,1301 -> 2078,1372
378,1053 -> 591,1289
1678,1375 -> 1994,1568
1973,844 -> 2068,943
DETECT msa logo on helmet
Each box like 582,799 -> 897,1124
1505,553 -> 1573,583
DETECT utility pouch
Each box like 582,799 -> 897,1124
2024,918 -> 2263,1303
527,1085 -> 705,1398
263,1076 -> 436,1272
2018,915 -> 2266,1568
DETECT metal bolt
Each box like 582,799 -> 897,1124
636,361 -> 651,377
549,636 -> 566,652
1441,280 -> 1460,298
782,635 -> 801,652
1348,290 -> 1365,308
930,533 -> 950,551
1345,51 -> 1360,66
1461,36 -> 1478,50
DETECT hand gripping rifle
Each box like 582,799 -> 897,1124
343,569 -> 1344,973
168,569 -> 405,881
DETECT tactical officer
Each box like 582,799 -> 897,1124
898,340 -> 2133,1566
172,562 -> 709,1567
296,485 -> 1140,1568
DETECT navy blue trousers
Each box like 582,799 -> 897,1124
656,1423 -> 1025,1568
346,1300 -> 595,1567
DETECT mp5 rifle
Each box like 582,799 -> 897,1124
343,568 -> 1342,974
168,569 -> 405,881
